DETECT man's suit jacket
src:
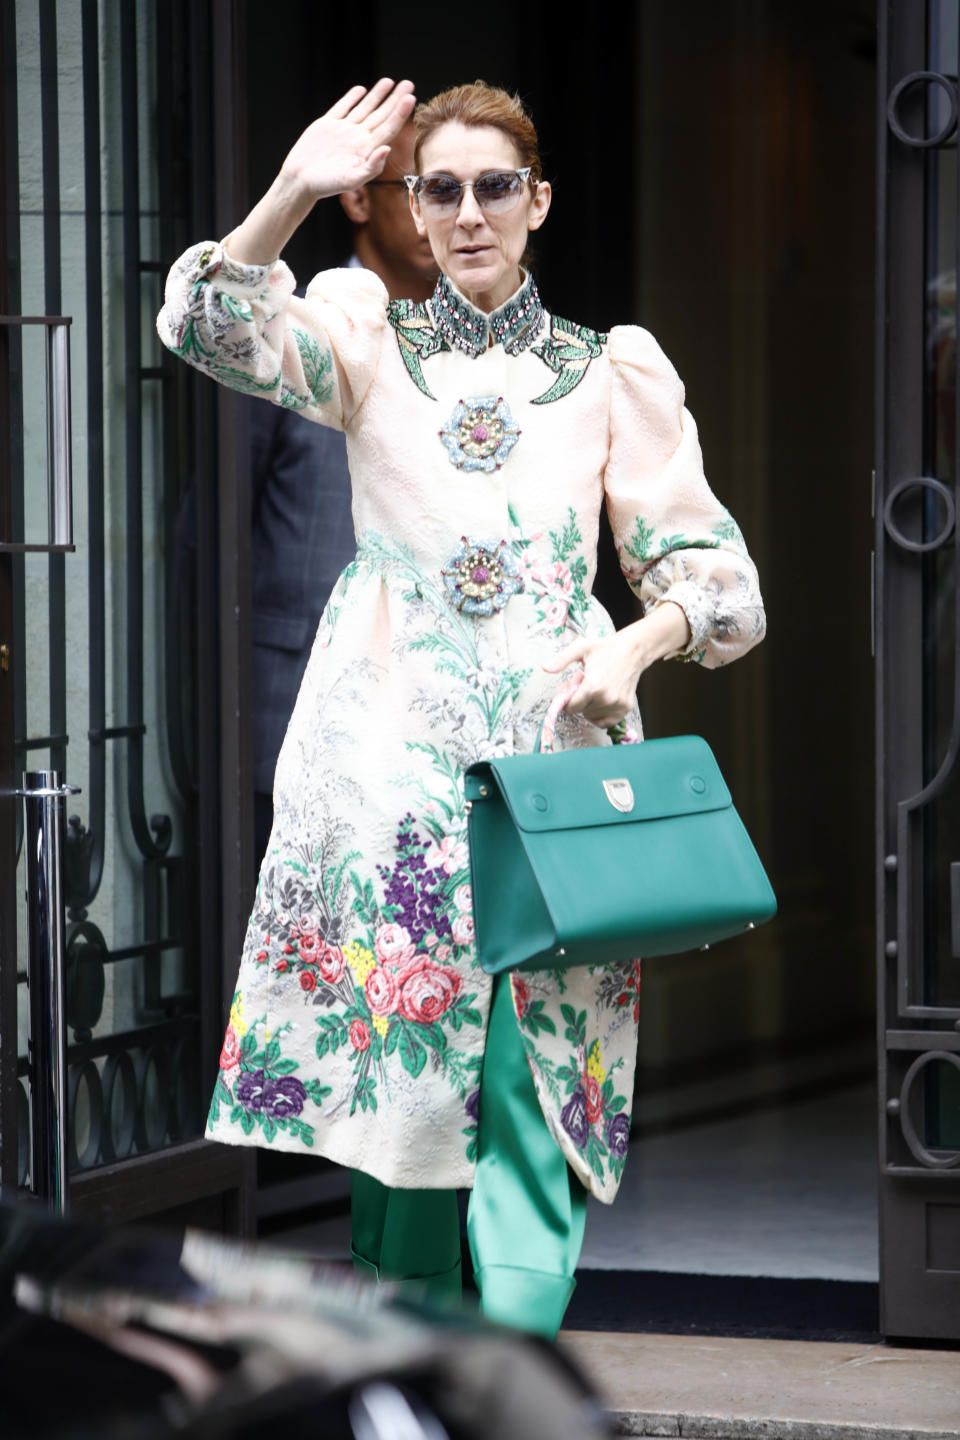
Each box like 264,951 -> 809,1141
250,398 -> 356,795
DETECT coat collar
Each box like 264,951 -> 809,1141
429,270 -> 545,358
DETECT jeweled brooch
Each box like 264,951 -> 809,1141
439,395 -> 520,472
442,538 -> 524,617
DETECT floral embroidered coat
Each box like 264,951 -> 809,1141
157,242 -> 765,1202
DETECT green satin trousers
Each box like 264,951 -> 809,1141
351,974 -> 587,1339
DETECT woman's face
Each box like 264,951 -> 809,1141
410,122 -> 551,313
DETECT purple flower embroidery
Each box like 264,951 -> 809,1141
236,1069 -> 306,1119
236,1068 -> 265,1113
560,1087 -> 589,1149
377,815 -> 453,947
261,1075 -> 306,1118
465,1089 -> 480,1122
606,1112 -> 630,1158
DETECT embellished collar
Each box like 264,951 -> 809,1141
429,270 -> 544,358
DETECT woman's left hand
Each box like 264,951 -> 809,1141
542,601 -> 691,729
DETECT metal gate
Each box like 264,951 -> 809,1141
877,0 -> 960,1339
0,0 -> 253,1227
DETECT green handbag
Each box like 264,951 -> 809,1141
464,726 -> 776,975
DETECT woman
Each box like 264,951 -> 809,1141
158,78 -> 765,1337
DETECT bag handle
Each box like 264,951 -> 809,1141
536,672 -> 641,755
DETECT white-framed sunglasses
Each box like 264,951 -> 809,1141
404,168 -> 533,216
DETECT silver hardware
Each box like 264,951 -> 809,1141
885,940 -> 898,957
0,782 -> 80,800
464,800 -> 472,814
699,943 -> 711,951
884,854 -> 898,871
602,778 -> 634,813
555,947 -> 566,957
745,921 -> 756,931
479,785 -> 489,797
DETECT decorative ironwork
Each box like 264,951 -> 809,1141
883,476 -> 956,553
887,70 -> 958,149
896,1051 -> 960,1169
3,0 -> 209,1199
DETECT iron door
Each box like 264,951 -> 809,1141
877,0 -> 960,1339
0,0 -> 253,1229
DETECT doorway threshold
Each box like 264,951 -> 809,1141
561,1330 -> 960,1440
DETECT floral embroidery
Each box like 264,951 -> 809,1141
439,395 -> 520,472
158,242 -> 766,1201
442,538 -> 524,616
550,1005 -> 630,1183
252,813 -> 485,1119
531,315 -> 607,405
619,513 -> 723,572
510,504 -> 589,635
209,1004 -> 332,1146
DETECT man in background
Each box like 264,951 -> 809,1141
251,124 -> 436,862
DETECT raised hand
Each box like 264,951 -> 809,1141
227,79 -> 416,265
280,79 -> 417,200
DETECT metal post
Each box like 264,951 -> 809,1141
21,770 -> 75,1211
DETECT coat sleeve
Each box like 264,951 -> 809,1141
603,324 -> 766,667
156,240 -> 388,430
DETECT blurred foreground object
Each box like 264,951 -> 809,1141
0,1202 -> 608,1440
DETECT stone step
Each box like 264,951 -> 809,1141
560,1331 -> 960,1440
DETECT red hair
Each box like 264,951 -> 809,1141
413,81 -> 542,182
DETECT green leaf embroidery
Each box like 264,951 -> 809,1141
623,516 -> 656,564
292,326 -> 335,406
398,1024 -> 428,1078
387,299 -> 450,400
531,316 -> 607,405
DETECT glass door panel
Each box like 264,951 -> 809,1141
4,0 -> 204,1194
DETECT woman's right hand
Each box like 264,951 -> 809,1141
280,79 -> 417,201
227,79 -> 416,266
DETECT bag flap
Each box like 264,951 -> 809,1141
465,735 -> 731,833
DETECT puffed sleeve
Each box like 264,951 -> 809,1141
156,239 -> 388,430
604,325 -> 766,667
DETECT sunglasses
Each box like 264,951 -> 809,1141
404,168 -> 533,216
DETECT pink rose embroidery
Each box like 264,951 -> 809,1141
453,884 -> 473,914
298,930 -> 320,962
365,966 -> 400,1017
451,913 -> 475,947
374,923 -> 416,965
396,956 -> 462,1024
349,1019 -> 371,1053
584,1074 -> 604,1126
219,1024 -> 241,1072
317,943 -> 346,985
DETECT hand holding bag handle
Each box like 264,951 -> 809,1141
465,686 -> 776,975
536,672 -> 640,755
